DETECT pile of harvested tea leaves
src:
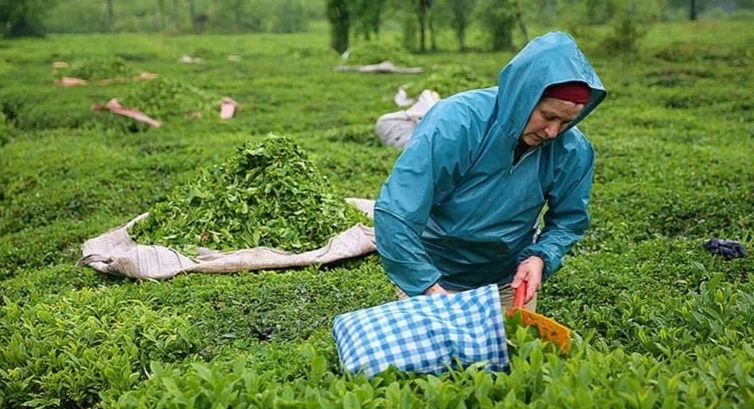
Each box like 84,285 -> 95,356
56,56 -> 138,81
130,134 -> 367,255
345,42 -> 416,66
119,77 -> 218,120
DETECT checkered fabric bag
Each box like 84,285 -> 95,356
332,284 -> 509,377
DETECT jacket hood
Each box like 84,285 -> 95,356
495,31 -> 607,140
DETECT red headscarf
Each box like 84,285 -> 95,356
542,81 -> 591,104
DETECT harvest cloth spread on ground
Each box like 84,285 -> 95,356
54,71 -> 159,87
334,61 -> 423,74
91,95 -> 239,127
332,284 -> 509,377
78,199 -> 378,279
91,98 -> 162,128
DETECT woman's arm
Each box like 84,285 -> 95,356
374,100 -> 477,296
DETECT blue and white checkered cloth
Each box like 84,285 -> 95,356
332,284 -> 509,377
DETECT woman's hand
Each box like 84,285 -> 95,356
423,283 -> 449,296
510,256 -> 544,303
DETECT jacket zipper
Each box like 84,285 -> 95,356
509,146 -> 540,175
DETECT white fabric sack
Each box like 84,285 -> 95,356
376,90 -> 440,148
78,199 -> 378,280
375,111 -> 417,148
394,87 -> 414,107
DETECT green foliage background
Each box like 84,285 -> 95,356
1,16 -> 753,408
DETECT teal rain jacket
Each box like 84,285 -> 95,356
374,32 -> 607,297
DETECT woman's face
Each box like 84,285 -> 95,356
520,98 -> 585,146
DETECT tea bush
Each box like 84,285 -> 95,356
0,289 -> 202,407
0,111 -> 8,146
0,86 -> 103,131
112,329 -> 754,408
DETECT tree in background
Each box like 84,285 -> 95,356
513,0 -> 529,44
173,0 -> 182,31
7,0 -> 754,39
556,0 -> 617,28
271,0 -> 309,33
414,0 -> 432,52
663,0 -> 754,20
398,5 -> 419,51
0,0 -> 52,37
40,0 -> 321,34
526,0 -> 559,25
599,0 -> 663,55
225,0 -> 265,32
186,0 -> 200,33
157,0 -> 166,30
441,0 -> 477,51
106,0 -> 115,31
477,0 -> 517,51
428,0 -> 439,51
351,0 -> 387,40
327,0 -> 350,53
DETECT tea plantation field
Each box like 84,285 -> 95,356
1,19 -> 753,408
